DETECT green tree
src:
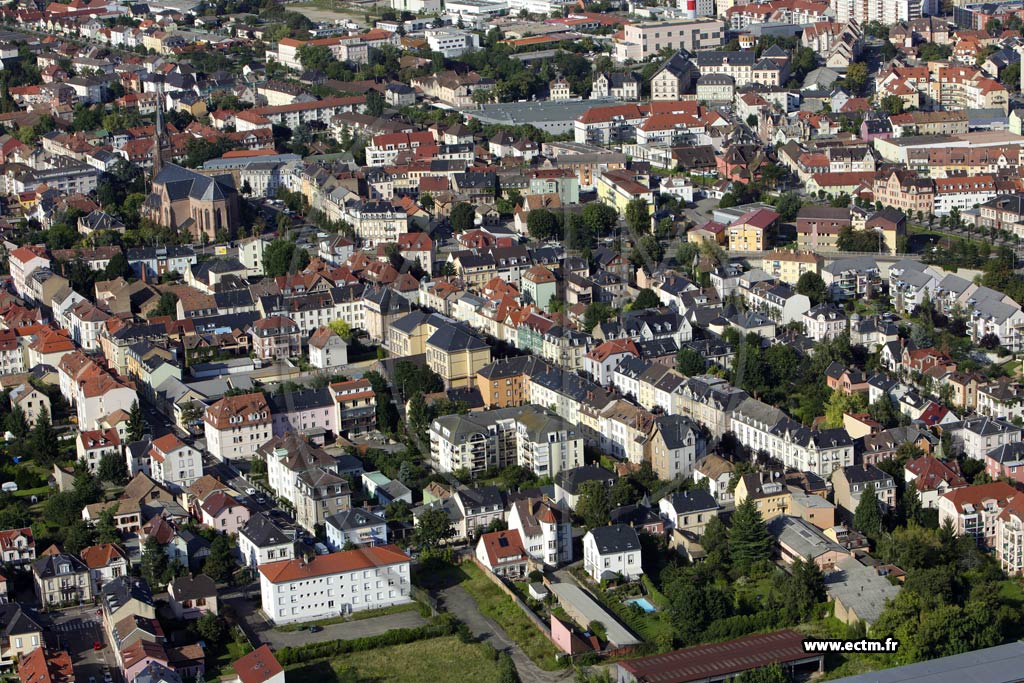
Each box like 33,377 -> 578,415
676,347 -> 705,376
844,61 -> 869,94
734,663 -> 788,683
795,271 -> 828,305
194,612 -> 228,645
407,391 -> 429,434
150,292 -> 179,319
413,507 -> 456,550
823,389 -> 867,428
880,95 -> 906,115
203,534 -> 237,584
901,483 -> 923,526
63,520 -> 95,555
727,498 -> 773,574
625,198 -> 650,234
143,536 -> 176,587
5,406 -> 28,439
97,452 -> 129,485
631,288 -> 660,311
328,319 -> 353,341
581,302 -> 614,333
527,208 -> 559,241
575,480 -> 611,530
854,482 -> 883,537
581,203 -> 618,237
30,407 -> 59,467
629,234 -> 664,268
365,90 -> 385,117
263,238 -> 310,277
450,202 -> 475,232
127,400 -> 146,442
774,192 -> 803,222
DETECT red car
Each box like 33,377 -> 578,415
92,642 -> 103,651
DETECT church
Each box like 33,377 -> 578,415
143,163 -> 240,241
141,81 -> 241,241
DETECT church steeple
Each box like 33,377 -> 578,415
152,79 -> 165,179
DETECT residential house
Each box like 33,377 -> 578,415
325,508 -> 388,550
905,455 -> 968,508
583,524 -> 642,582
79,544 -> 128,594
831,464 -> 896,519
238,513 -> 294,569
508,497 -> 572,566
203,392 -> 272,461
33,547 -> 92,606
167,574 -> 217,620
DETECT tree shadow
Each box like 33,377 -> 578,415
286,661 -> 341,683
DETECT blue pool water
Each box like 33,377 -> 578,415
627,598 -> 656,613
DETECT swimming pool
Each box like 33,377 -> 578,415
627,597 -> 656,613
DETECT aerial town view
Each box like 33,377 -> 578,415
3,0 -> 1024,681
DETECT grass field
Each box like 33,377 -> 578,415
285,636 -> 505,683
458,561 -> 563,671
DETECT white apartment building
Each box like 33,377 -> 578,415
507,0 -> 574,14
341,201 -> 409,248
583,524 -> 643,582
950,416 -> 1023,461
430,405 -> 582,478
239,513 -> 295,569
802,304 -> 848,342
149,433 -> 202,490
508,497 -> 573,566
203,392 -> 273,461
614,18 -> 725,62
425,27 -> 480,58
258,545 -> 411,624
236,236 -> 271,276
8,246 -> 50,300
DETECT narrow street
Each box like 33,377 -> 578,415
439,585 -> 572,683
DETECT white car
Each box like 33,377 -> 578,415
246,488 -> 257,496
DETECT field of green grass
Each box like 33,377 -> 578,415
458,561 -> 563,671
285,636 -> 505,683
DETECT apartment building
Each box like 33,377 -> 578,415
614,18 -> 726,61
203,392 -> 272,461
258,545 -> 411,625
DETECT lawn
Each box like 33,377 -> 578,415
585,575 -> 673,649
285,636 -> 505,683
210,640 -> 254,679
458,561 -> 563,671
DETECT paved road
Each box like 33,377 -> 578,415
52,606 -> 118,683
440,585 -> 571,683
261,610 -> 428,648
223,587 -> 428,649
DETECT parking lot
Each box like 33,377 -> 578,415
52,607 -> 117,683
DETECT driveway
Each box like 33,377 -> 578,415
440,585 -> 571,683
261,610 -> 428,648
223,588 -> 428,649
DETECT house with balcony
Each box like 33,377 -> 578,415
939,481 -> 1019,547
33,548 -> 92,607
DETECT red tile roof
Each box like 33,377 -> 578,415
232,645 -> 283,683
258,544 -> 409,583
